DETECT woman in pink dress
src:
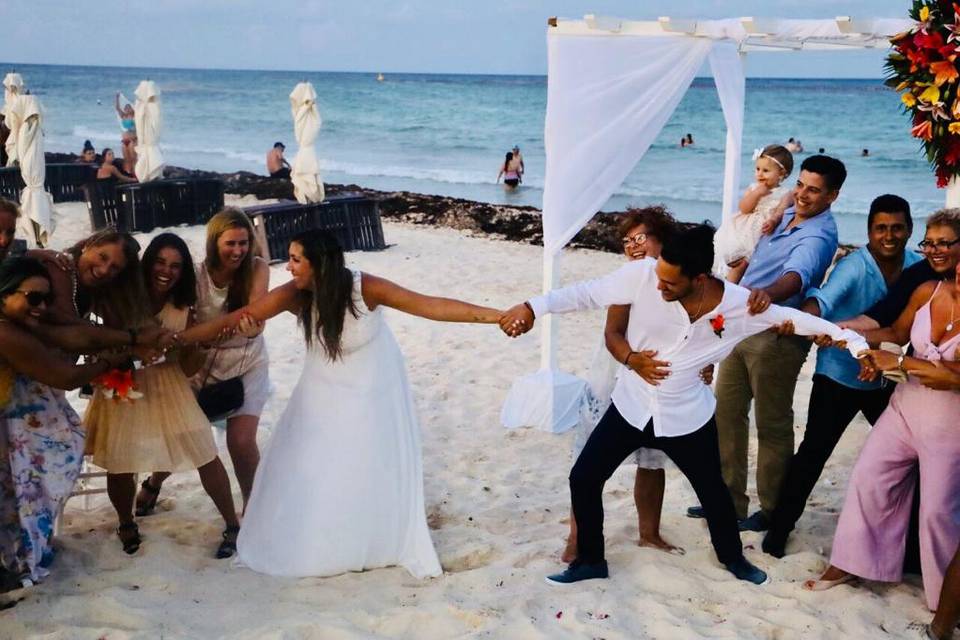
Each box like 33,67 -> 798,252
805,214 -> 960,610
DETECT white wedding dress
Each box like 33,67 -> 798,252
236,270 -> 442,579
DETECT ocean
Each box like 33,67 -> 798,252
2,62 -> 943,245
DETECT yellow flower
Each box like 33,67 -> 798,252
949,122 -> 960,134
920,85 -> 941,104
903,92 -> 918,107
920,5 -> 931,22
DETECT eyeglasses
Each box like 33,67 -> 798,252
622,232 -> 649,246
918,238 -> 960,251
16,290 -> 53,307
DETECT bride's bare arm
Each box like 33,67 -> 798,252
361,273 -> 502,323
172,281 -> 300,346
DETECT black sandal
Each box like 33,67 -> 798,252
117,522 -> 141,555
135,478 -> 161,517
216,525 -> 240,559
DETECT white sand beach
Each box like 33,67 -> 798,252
0,200 -> 930,639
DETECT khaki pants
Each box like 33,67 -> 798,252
714,331 -> 811,519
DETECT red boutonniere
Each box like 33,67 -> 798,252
710,314 -> 725,338
93,366 -> 143,402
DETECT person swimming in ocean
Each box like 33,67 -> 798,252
497,151 -> 522,191
114,92 -> 137,175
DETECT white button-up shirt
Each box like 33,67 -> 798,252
528,259 -> 868,438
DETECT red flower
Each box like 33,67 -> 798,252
93,368 -> 142,402
916,30 -> 946,50
945,137 -> 960,165
937,164 -> 952,187
710,314 -> 726,338
913,119 -> 935,140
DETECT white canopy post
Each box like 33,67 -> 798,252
16,95 -> 54,247
3,73 -> 25,167
290,81 -> 325,204
499,14 -> 911,433
134,80 -> 164,181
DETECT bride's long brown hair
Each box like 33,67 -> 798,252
292,229 -> 358,361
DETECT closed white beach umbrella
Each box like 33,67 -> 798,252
16,95 -> 54,247
3,73 -> 25,167
289,82 -> 324,204
134,80 -> 164,181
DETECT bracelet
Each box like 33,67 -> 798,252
622,350 -> 635,366
523,301 -> 535,318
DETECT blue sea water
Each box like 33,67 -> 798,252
2,62 -> 943,244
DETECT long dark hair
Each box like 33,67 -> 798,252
292,229 -> 358,360
0,257 -> 51,306
503,151 -> 513,172
141,232 -> 197,309
68,228 -> 151,327
205,208 -> 258,311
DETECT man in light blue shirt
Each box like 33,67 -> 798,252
698,155 -> 847,531
763,194 -> 920,557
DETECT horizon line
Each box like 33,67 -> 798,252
0,59 -> 886,81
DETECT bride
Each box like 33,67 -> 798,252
168,229 -> 504,578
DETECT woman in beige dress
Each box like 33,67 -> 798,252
83,233 -> 240,557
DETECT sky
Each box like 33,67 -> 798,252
2,0 -> 914,77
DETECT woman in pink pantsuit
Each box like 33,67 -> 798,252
805,253 -> 960,610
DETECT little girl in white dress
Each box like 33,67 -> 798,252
713,144 -> 794,282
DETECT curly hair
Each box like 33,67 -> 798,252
926,208 -> 960,238
617,205 -> 679,243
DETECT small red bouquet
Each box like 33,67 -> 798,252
93,364 -> 143,402
710,314 -> 726,338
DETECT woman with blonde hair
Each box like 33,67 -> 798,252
184,208 -> 270,510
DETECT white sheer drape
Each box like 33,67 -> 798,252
542,34 -> 713,255
709,42 -> 746,222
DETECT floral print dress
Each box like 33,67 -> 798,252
0,374 -> 84,583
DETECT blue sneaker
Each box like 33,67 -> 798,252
545,560 -> 609,585
738,511 -> 771,532
724,557 -> 768,585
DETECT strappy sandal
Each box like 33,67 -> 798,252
135,478 -> 161,517
216,525 -> 240,559
117,522 -> 141,555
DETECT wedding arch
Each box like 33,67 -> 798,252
500,15 -> 912,433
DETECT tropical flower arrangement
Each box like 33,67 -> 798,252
886,0 -> 960,187
93,364 -> 143,402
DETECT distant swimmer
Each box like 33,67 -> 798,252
785,137 -> 804,153
115,92 -> 138,175
267,141 -> 291,179
497,151 -> 521,190
511,145 -> 525,177
862,148 -> 870,157
818,147 -> 825,154
681,133 -> 694,148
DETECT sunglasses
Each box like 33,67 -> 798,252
16,289 -> 53,307
622,232 -> 649,246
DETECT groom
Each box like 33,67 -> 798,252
501,224 -> 867,586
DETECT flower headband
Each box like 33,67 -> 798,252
752,148 -> 786,172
